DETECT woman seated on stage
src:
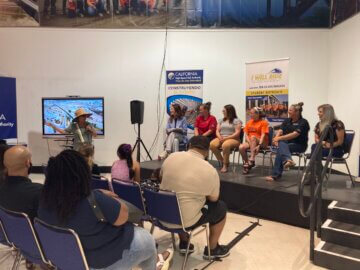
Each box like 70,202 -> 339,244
311,104 -> 346,158
266,102 -> 310,181
158,103 -> 188,160
210,104 -> 242,173
111,144 -> 140,183
194,102 -> 218,140
239,107 -> 269,174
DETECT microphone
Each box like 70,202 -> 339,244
75,123 -> 85,143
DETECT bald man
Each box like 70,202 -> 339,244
0,146 -> 42,220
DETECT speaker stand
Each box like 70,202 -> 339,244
132,123 -> 152,162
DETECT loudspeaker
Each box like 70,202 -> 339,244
130,100 -> 144,124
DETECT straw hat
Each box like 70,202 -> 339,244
74,108 -> 92,119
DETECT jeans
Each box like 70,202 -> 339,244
90,227 -> 157,270
310,143 -> 344,158
271,141 -> 306,178
165,131 -> 184,153
87,0 -> 104,15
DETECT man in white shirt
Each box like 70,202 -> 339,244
160,136 -> 229,259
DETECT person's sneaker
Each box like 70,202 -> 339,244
203,244 -> 230,260
179,241 -> 195,254
158,150 -> 168,160
98,12 -> 104,17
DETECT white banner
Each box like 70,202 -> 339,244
246,58 -> 289,125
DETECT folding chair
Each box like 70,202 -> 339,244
91,176 -> 112,191
34,218 -> 89,270
0,219 -> 17,267
325,130 -> 356,187
111,179 -> 146,214
0,207 -> 48,270
143,188 -> 211,270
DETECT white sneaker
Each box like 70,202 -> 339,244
158,151 -> 168,160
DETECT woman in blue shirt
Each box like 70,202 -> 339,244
159,103 -> 188,160
38,150 -> 171,270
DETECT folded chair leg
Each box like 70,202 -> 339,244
344,160 -> 355,187
182,230 -> 193,270
205,224 -> 211,262
171,233 -> 177,251
11,252 -> 21,270
150,224 -> 155,234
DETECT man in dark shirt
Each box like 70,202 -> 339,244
266,102 -> 310,181
0,146 -> 42,220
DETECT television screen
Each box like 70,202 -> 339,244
42,97 -> 105,137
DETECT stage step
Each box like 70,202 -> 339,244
322,219 -> 360,249
327,201 -> 360,226
314,241 -> 360,270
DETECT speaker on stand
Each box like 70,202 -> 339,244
130,100 -> 152,162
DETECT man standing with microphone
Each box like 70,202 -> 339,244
46,108 -> 97,151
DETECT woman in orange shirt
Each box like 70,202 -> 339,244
239,107 -> 269,174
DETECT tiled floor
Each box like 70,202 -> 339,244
0,174 -> 326,270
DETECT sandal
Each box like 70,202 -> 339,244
284,160 -> 296,170
249,160 -> 255,169
156,248 -> 174,270
242,163 -> 250,174
265,176 -> 278,182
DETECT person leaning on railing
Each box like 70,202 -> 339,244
311,104 -> 346,158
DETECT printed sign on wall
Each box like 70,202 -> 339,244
166,70 -> 203,130
0,77 -> 17,139
245,59 -> 289,126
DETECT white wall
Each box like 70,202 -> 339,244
0,28 -> 330,166
328,14 -> 360,177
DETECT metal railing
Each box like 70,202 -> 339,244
298,124 -> 334,261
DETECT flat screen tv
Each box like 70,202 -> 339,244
42,97 -> 105,137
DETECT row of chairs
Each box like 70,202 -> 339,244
222,128 -> 355,186
92,177 -> 211,270
0,178 -> 211,270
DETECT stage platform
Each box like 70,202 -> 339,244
141,160 -> 360,228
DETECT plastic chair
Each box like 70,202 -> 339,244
0,207 -> 48,269
34,218 -> 89,270
143,188 -> 211,270
91,176 -> 111,191
111,179 -> 146,213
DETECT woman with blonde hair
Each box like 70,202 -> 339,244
266,102 -> 310,181
239,107 -> 269,174
312,104 -> 346,158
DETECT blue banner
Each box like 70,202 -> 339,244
166,70 -> 203,130
0,77 -> 17,139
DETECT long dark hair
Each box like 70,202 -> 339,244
117,144 -> 135,179
169,103 -> 183,123
42,150 -> 91,223
223,104 -> 238,124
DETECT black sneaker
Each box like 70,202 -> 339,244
179,241 -> 195,254
203,244 -> 230,260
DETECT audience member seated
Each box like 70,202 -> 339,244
38,150 -> 172,270
194,102 -> 218,141
266,102 -> 310,181
239,107 -> 269,174
111,144 -> 140,183
0,146 -> 42,220
160,136 -> 230,260
312,104 -> 346,158
78,144 -> 101,176
158,103 -> 188,160
210,104 -> 242,173
0,144 -> 10,183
